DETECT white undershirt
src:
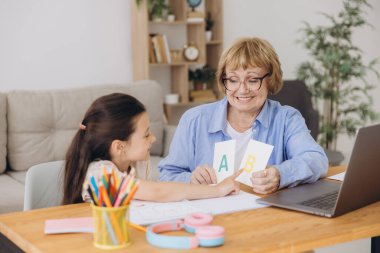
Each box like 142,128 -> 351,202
226,122 -> 252,171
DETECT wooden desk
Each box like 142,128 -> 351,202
1,166 -> 380,253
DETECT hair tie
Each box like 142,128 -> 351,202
79,123 -> 87,130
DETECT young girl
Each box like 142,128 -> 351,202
63,93 -> 240,204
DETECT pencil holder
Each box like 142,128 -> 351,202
91,204 -> 131,249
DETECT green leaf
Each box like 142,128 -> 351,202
296,0 -> 379,150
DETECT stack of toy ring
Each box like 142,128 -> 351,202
146,213 -> 225,249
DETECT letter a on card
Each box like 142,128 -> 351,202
235,140 -> 273,187
213,140 -> 236,183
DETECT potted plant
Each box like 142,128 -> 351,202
205,12 -> 214,42
189,65 -> 216,90
296,0 -> 379,153
167,6 -> 175,22
147,0 -> 168,22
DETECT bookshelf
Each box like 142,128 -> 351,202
131,0 -> 223,124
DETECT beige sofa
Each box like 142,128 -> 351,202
0,81 -> 174,214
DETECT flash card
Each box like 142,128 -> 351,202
213,140 -> 236,183
235,140 -> 273,187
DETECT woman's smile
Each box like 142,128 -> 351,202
235,94 -> 255,102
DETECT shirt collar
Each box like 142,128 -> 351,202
209,98 -> 271,133
255,99 -> 270,129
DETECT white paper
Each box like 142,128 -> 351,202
213,140 -> 236,183
328,172 -> 345,181
130,191 -> 267,225
130,201 -> 209,225
235,140 -> 274,187
189,191 -> 267,215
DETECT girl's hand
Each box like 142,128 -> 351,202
250,166 -> 280,194
217,170 -> 242,197
190,164 -> 217,184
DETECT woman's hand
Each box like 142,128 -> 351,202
190,165 -> 217,184
250,166 -> 280,194
216,170 -> 242,197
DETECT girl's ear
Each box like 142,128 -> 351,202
110,139 -> 126,156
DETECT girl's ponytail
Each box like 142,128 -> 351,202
62,129 -> 91,204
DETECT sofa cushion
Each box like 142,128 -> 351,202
0,174 -> 24,213
6,170 -> 27,184
0,92 -> 6,174
7,81 -> 164,171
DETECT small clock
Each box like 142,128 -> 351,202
183,43 -> 200,61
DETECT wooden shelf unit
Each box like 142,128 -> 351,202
131,0 -> 223,122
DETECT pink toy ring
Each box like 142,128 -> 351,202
196,225 -> 225,238
184,213 -> 213,233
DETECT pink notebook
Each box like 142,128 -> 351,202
44,217 -> 94,234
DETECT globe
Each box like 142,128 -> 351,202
187,0 -> 202,11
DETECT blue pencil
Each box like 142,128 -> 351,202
90,175 -> 99,198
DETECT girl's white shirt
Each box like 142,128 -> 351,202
81,160 -> 150,202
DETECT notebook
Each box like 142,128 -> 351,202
256,124 -> 380,218
44,217 -> 94,234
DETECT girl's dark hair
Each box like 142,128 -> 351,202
62,93 -> 146,204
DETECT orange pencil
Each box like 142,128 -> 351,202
111,169 -> 119,189
102,166 -> 109,184
121,181 -> 140,206
97,186 -> 103,207
99,183 -> 112,208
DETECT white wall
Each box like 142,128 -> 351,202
224,0 -> 380,159
0,0 -> 132,90
1,0 -> 379,158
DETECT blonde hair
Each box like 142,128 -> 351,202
216,37 -> 283,94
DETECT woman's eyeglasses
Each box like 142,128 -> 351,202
222,72 -> 271,92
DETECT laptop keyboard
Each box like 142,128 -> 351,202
299,191 -> 339,210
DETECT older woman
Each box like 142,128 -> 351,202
158,37 -> 328,194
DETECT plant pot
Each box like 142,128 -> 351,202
167,14 -> 175,22
194,82 -> 207,90
152,16 -> 163,22
165,93 -> 179,104
324,149 -> 345,166
205,31 -> 212,42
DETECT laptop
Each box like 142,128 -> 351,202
256,124 -> 380,218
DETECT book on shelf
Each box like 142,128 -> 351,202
157,35 -> 167,63
149,33 -> 171,64
148,35 -> 155,63
162,34 -> 171,64
191,96 -> 216,103
190,89 -> 216,102
187,17 -> 204,23
187,10 -> 204,20
151,34 -> 162,63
